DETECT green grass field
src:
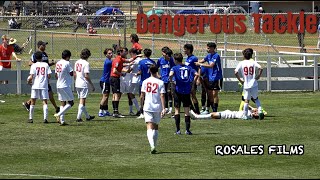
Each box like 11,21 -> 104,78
0,91 -> 319,179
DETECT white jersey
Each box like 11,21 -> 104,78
235,59 -> 262,89
75,59 -> 90,88
130,57 -> 142,83
142,76 -> 166,112
30,62 -> 51,90
55,59 -> 73,88
121,64 -> 133,83
220,110 -> 252,119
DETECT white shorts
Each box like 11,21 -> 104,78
57,87 -> 74,101
243,86 -> 259,100
128,83 -> 140,94
120,81 -> 131,93
144,111 -> 161,124
31,89 -> 49,100
76,88 -> 88,99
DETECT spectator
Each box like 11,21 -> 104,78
73,9 -> 87,33
8,17 -> 21,29
0,35 -> 21,84
111,8 -> 120,36
86,20 -> 97,34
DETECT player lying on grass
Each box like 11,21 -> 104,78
189,107 -> 262,120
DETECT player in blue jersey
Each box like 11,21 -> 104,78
199,65 -> 211,114
169,53 -> 199,135
183,44 -> 200,114
137,48 -> 156,119
98,48 -> 113,117
195,42 -> 223,112
157,47 -> 175,115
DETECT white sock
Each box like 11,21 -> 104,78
29,105 -> 35,119
169,106 -> 172,111
244,103 -> 249,117
99,109 -> 103,114
60,114 -> 65,123
254,99 -> 262,112
129,105 -> 133,112
43,104 -> 48,120
197,114 -> 212,119
132,98 -> 140,111
77,104 -> 83,120
206,107 -> 209,111
154,130 -> 158,147
82,105 -> 90,119
147,129 -> 155,149
57,104 -> 71,116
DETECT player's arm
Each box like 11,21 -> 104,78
12,52 -> 21,61
113,67 -> 124,77
160,92 -> 166,118
234,71 -> 243,84
255,63 -> 263,80
85,73 -> 95,91
196,61 -> 215,68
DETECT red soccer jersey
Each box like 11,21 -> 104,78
132,42 -> 142,51
0,45 -> 14,68
110,55 -> 124,78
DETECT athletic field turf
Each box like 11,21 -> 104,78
0,91 -> 319,178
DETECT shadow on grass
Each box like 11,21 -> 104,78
156,151 -> 194,154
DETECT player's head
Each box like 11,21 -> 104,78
1,35 -> 9,45
34,51 -> 43,62
104,48 -> 113,59
116,47 -> 128,58
250,109 -> 260,119
242,48 -> 253,60
183,44 -> 194,55
161,46 -> 169,52
62,50 -> 72,61
162,48 -> 173,60
149,64 -> 158,75
207,42 -> 216,53
173,53 -> 183,64
143,48 -> 152,58
80,48 -> 91,60
130,34 -> 139,43
129,48 -> 138,57
37,40 -> 48,51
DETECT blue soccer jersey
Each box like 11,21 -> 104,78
138,58 -> 156,85
204,52 -> 223,81
185,54 -> 199,72
100,57 -> 112,83
157,56 -> 175,83
31,51 -> 49,64
170,64 -> 196,94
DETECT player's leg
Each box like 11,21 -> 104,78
29,89 -> 39,123
137,85 -> 145,119
164,83 -> 169,112
167,83 -> 173,115
183,94 -> 192,135
55,87 -> 74,124
48,84 -> 60,113
190,110 -> 219,120
129,84 -> 140,115
128,93 -> 134,115
173,91 -> 181,135
145,111 -> 160,154
251,86 -> 264,120
190,82 -> 200,114
242,89 -> 251,120
41,89 -> 49,123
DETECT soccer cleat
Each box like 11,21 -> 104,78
135,111 -> 141,116
150,147 -> 157,154
113,113 -> 125,118
262,108 -> 268,116
259,111 -> 265,120
104,111 -> 112,116
86,115 -> 95,121
200,110 -> 209,115
98,112 -> 105,117
43,119 -> 49,124
28,119 -> 33,123
54,113 -> 60,123
189,110 -> 197,120
129,111 -> 135,116
174,130 -> 181,135
185,130 -> 193,135
137,114 -> 144,119
76,119 -> 83,122
60,121 -> 68,126
22,102 -> 30,112
55,107 -> 60,113
166,109 -> 172,115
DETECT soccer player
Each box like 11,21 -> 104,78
157,46 -> 175,115
53,50 -> 74,126
27,51 -> 51,123
199,65 -> 211,115
22,40 -> 60,114
141,64 -> 166,154
74,48 -> 95,122
183,43 -> 200,114
235,48 -> 264,120
195,42 -> 223,112
130,33 -> 143,54
109,47 -> 134,118
189,108 -> 260,120
169,53 -> 199,135
98,48 -> 113,117
136,48 -> 156,119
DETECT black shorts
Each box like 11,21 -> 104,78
100,81 -> 110,94
48,83 -> 52,92
110,76 -> 121,94
208,79 -> 223,90
174,91 -> 192,108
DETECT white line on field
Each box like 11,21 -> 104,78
0,173 -> 84,179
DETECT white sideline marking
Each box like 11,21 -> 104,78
0,173 -> 84,179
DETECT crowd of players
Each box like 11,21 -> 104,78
22,33 -> 266,154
